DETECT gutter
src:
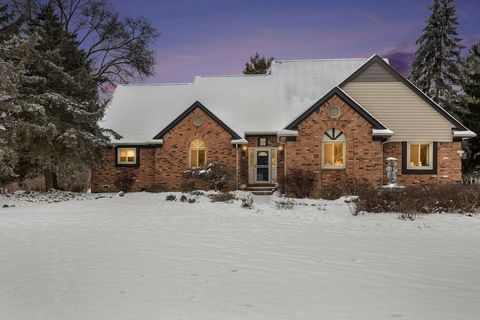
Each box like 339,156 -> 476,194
452,129 -> 477,139
110,139 -> 164,146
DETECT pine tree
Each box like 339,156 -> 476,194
1,4 -> 116,190
0,32 -> 51,189
461,43 -> 480,174
411,0 -> 464,115
22,4 -> 115,189
243,53 -> 274,74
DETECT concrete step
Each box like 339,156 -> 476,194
246,185 -> 276,195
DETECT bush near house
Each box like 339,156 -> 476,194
284,169 -> 315,198
114,169 -> 136,192
344,183 -> 480,215
183,163 -> 233,191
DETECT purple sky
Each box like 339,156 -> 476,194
113,0 -> 480,83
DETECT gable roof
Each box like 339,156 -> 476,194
153,101 -> 241,139
339,55 -> 469,131
102,58 -> 368,142
102,55 -> 473,143
285,87 -> 387,130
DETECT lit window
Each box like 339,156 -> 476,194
117,147 -> 137,165
189,138 -> 207,168
408,143 -> 433,169
322,129 -> 345,168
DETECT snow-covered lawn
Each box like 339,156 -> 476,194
1,192 -> 480,320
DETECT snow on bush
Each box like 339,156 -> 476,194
183,162 -> 234,191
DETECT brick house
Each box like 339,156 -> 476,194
91,55 -> 476,194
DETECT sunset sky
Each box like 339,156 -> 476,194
113,0 -> 480,83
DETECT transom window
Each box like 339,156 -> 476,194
407,142 -> 433,169
322,129 -> 346,169
189,138 -> 207,168
117,147 -> 137,165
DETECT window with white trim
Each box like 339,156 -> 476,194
189,138 -> 207,168
117,147 -> 137,165
407,142 -> 433,169
322,129 -> 346,168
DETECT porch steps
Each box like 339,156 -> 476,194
246,185 -> 277,195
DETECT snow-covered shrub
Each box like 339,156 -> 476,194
165,194 -> 176,201
209,192 -> 235,202
187,197 -> 196,204
285,169 -> 315,198
399,212 -> 416,221
275,198 -> 295,209
114,169 -> 136,192
240,194 -> 254,209
183,163 -> 233,191
180,194 -> 187,202
354,183 -> 480,214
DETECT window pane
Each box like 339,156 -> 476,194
190,150 -> 198,167
409,144 -> 420,167
323,143 -> 334,165
333,143 -> 344,166
420,144 -> 430,166
118,148 -> 136,163
198,150 -> 206,167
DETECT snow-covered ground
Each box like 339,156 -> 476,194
1,191 -> 479,320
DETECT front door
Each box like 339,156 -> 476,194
256,150 -> 270,183
248,147 -> 277,184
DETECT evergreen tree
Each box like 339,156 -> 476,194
461,43 -> 480,174
0,32 -> 50,189
0,4 -> 116,190
243,53 -> 274,74
24,4 -> 115,189
0,3 -> 21,41
411,0 -> 464,115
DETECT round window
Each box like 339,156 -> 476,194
193,116 -> 203,126
327,106 -> 341,118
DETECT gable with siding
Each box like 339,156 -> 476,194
342,60 -> 456,142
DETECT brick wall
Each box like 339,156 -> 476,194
383,141 -> 462,185
91,96 -> 464,193
154,107 -> 237,190
285,94 -> 383,196
238,135 -> 285,187
91,146 -> 156,192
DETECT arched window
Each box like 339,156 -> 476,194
189,138 -> 207,168
322,129 -> 346,168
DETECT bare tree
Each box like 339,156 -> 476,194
10,0 -> 160,93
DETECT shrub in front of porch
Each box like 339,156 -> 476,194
183,162 -> 234,191
284,169 -> 315,198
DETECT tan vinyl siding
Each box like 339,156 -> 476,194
350,62 -> 398,82
343,82 -> 454,142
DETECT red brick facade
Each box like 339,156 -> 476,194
285,94 -> 383,196
383,141 -> 462,185
91,95 -> 464,194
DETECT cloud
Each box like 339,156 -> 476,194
380,42 -> 416,77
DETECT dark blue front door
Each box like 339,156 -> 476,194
256,151 -> 269,182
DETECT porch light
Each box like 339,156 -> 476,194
278,145 -> 284,151
242,145 -> 248,151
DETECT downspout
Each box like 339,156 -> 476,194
235,144 -> 239,190
277,136 -> 287,193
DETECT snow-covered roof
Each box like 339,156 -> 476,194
102,58 -> 372,142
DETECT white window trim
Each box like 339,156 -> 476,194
322,141 -> 346,169
406,142 -> 433,170
117,147 -> 138,165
